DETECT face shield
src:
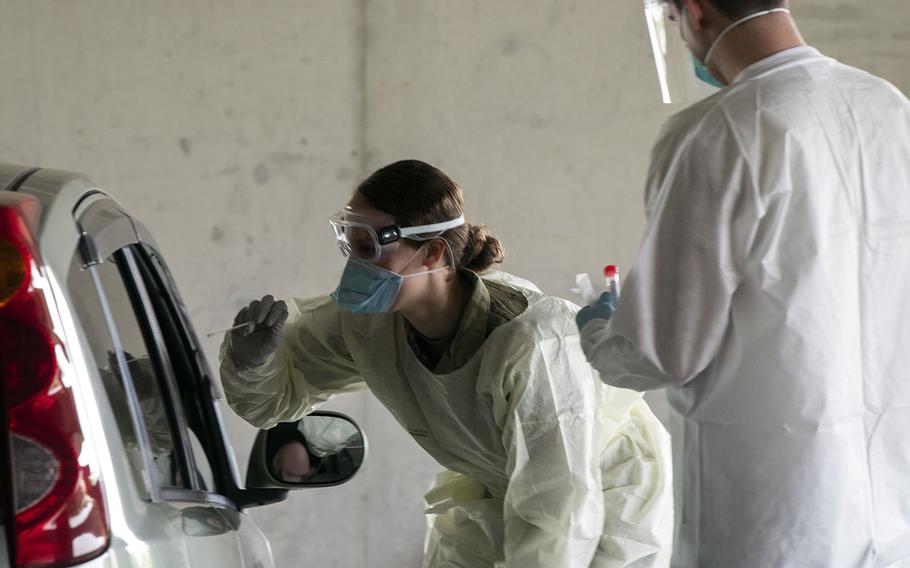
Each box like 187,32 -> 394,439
642,0 -> 718,104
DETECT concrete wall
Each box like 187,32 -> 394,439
1,1 -> 907,566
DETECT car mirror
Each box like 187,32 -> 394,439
245,411 -> 367,489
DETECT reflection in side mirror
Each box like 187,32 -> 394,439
247,411 -> 366,489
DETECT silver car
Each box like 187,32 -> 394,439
0,164 -> 366,567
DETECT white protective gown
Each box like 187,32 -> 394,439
581,47 -> 910,567
222,271 -> 674,567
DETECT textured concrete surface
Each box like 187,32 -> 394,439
1,1 -> 907,566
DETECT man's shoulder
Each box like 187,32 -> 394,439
662,93 -> 727,138
651,94 -> 731,163
659,57 -> 907,146
723,55 -> 906,121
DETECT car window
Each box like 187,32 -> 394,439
68,253 -> 187,491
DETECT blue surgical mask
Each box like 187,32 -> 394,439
692,54 -> 724,88
331,247 -> 450,314
331,259 -> 405,314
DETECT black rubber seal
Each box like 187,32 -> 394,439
3,167 -> 41,193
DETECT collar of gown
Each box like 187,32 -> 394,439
403,269 -> 491,374
402,269 -> 530,374
732,45 -> 826,84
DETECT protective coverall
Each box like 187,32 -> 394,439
581,47 -> 910,567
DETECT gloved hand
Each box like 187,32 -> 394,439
575,291 -> 616,331
230,295 -> 289,369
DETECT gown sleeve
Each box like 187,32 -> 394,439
219,295 -> 367,429
581,110 -> 749,391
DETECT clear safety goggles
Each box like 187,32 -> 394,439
642,0 -> 717,104
329,211 -> 465,263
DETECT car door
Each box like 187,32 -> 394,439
70,196 -> 273,568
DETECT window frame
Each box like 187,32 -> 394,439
124,242 -> 289,509
74,195 -> 287,510
127,244 -> 240,502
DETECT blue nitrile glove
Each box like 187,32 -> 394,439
575,291 -> 616,331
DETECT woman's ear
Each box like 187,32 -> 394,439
423,239 -> 448,269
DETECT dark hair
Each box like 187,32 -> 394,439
672,0 -> 785,19
356,160 -> 505,273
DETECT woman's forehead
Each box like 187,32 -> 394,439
344,194 -> 396,226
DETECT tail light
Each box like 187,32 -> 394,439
0,195 -> 109,567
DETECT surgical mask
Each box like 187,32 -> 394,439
331,244 -> 451,314
686,6 -> 791,87
692,55 -> 725,88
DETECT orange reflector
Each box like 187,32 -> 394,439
0,238 -> 28,308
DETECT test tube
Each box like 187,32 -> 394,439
604,265 -> 621,298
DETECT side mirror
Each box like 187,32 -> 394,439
245,411 -> 367,490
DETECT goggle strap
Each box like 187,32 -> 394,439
399,215 -> 466,238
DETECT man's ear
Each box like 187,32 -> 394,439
682,0 -> 707,30
685,0 -> 730,31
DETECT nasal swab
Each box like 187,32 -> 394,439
205,321 -> 254,338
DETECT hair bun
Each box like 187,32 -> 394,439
461,223 -> 505,273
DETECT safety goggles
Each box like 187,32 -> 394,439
642,0 -> 717,104
329,211 -> 465,263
